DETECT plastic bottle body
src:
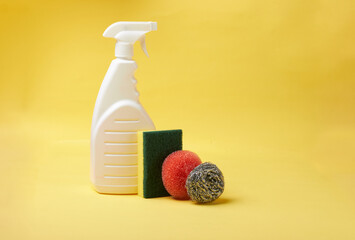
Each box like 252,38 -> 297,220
91,59 -> 155,194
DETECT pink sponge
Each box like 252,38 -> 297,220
162,150 -> 202,200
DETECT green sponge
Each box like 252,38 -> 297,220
138,129 -> 182,198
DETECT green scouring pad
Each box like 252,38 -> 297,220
138,129 -> 182,198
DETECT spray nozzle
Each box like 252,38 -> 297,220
103,21 -> 157,59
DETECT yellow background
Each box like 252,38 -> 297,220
1,0 -> 355,239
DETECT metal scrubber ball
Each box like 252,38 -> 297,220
185,162 -> 224,203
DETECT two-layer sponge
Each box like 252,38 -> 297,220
138,129 -> 182,198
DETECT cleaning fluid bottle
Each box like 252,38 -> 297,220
91,22 -> 157,194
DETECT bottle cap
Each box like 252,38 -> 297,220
103,21 -> 157,59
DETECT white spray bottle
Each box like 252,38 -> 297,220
91,22 -> 157,194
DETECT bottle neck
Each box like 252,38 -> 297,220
115,42 -> 133,59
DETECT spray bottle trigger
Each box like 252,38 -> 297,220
139,35 -> 149,57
